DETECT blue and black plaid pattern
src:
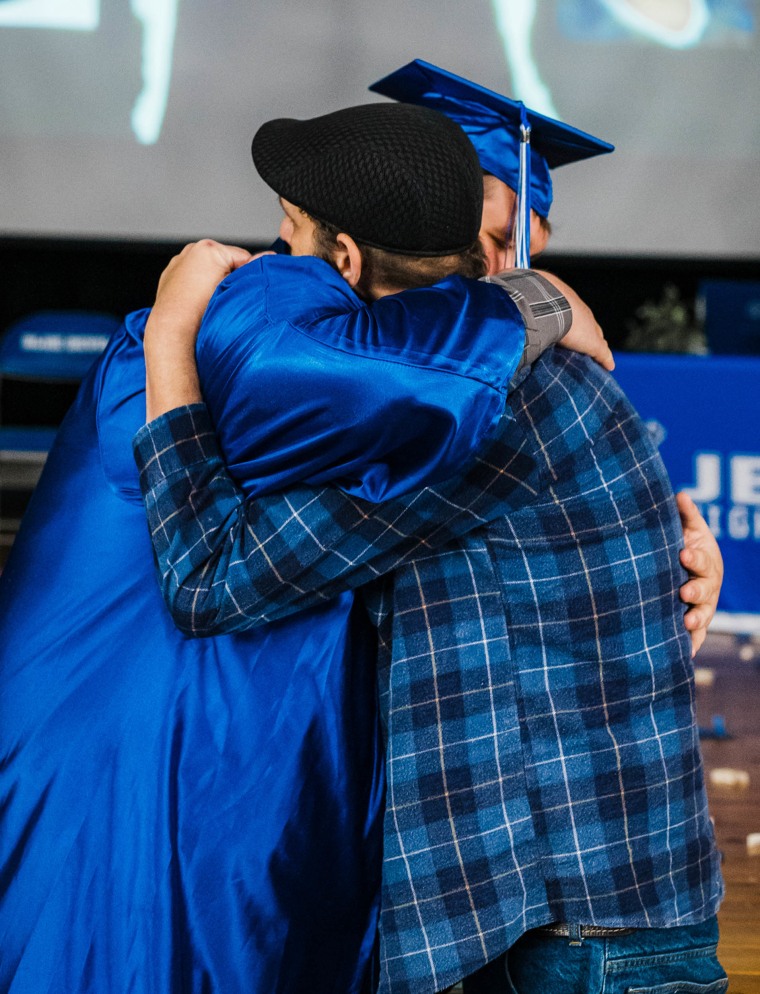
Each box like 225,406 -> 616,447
133,349 -> 722,994
133,407 -> 540,634
362,350 -> 722,993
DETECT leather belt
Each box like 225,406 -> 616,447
535,923 -> 637,939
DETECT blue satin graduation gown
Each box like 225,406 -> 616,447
0,257 -> 525,994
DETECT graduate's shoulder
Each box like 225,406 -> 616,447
213,253 -> 361,326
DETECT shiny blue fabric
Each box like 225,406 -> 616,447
0,257 -> 525,994
400,93 -> 554,219
195,257 -> 523,501
369,60 -> 614,222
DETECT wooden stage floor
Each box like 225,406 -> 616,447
697,634 -> 760,993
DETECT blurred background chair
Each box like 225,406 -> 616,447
0,310 -> 119,553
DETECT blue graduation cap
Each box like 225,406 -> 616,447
370,59 -> 614,266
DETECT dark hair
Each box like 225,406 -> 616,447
311,217 -> 486,300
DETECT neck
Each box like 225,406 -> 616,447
351,278 -> 404,302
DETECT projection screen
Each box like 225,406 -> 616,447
1,0 -> 757,257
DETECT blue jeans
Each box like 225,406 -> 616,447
462,918 -> 727,994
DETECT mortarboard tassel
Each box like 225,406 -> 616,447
514,104 -> 531,269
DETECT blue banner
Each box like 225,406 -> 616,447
613,353 -> 760,622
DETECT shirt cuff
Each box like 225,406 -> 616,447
132,403 -> 221,492
482,269 -> 573,370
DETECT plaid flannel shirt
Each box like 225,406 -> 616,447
132,270 -> 567,633
134,354 -> 722,993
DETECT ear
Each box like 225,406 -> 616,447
331,233 -> 364,289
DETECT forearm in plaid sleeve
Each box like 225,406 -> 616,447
133,403 -> 539,636
484,270 -> 572,370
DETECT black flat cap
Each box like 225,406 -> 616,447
251,102 -> 483,256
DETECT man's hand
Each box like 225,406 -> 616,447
559,308 -> 614,372
533,270 -> 614,371
150,239 -> 255,343
676,492 -> 723,656
144,240 -> 255,422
